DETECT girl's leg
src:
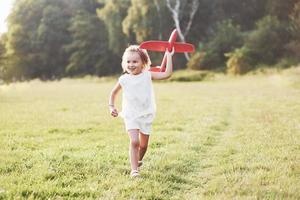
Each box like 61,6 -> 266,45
128,129 -> 140,171
138,132 -> 150,162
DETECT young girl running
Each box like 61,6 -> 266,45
109,45 -> 174,177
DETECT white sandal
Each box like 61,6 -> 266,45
130,170 -> 139,177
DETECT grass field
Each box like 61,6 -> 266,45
0,68 -> 300,199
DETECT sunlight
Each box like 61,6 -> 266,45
0,0 -> 14,34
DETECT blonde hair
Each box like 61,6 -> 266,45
121,45 -> 151,73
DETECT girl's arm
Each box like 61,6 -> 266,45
150,48 -> 175,80
108,82 -> 121,117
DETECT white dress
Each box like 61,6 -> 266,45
118,70 -> 156,134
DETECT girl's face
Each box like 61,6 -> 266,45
124,52 -> 144,75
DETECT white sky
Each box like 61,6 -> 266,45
0,0 -> 14,34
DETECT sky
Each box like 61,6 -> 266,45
0,0 -> 14,34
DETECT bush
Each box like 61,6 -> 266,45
244,15 -> 290,65
198,20 -> 244,69
275,57 -> 300,68
226,47 -> 252,75
187,51 -> 206,70
285,40 -> 300,60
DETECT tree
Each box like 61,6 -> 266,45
62,0 -> 116,76
122,0 -> 160,43
5,0 -> 46,80
97,0 -> 130,55
210,0 -> 268,31
266,0 -> 299,21
65,12 -> 111,76
5,0 -> 72,80
2,0 -> 298,80
193,20 -> 244,69
245,15 -> 290,65
286,1 -> 300,60
165,0 -> 200,60
37,3 -> 72,78
0,34 -> 7,81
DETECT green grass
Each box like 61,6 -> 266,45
168,69 -> 214,82
0,68 -> 300,199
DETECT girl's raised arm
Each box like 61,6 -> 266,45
150,48 -> 175,80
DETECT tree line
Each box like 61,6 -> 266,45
0,0 -> 299,82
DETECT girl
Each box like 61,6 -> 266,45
108,45 -> 174,177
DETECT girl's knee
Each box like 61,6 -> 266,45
130,139 -> 140,148
128,129 -> 139,147
128,129 -> 139,136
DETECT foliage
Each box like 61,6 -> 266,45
226,47 -> 252,75
122,0 -> 160,43
0,0 -> 300,81
65,13 -> 108,76
274,57 -> 300,69
187,51 -> 205,70
244,15 -> 290,65
5,0 -> 46,80
198,20 -> 244,69
64,0 -> 115,77
4,0 -> 72,80
286,2 -> 300,60
211,0 -> 268,30
0,34 -> 7,81
266,0 -> 299,21
37,3 -> 72,78
97,0 -> 130,54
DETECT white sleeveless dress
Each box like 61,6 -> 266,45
118,70 -> 156,134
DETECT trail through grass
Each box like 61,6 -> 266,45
0,69 -> 299,199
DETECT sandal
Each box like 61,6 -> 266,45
130,170 -> 139,178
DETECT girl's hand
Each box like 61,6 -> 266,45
166,47 -> 175,56
109,106 -> 118,117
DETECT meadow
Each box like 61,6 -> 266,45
0,68 -> 299,199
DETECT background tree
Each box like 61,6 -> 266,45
64,0 -> 115,76
5,0 -> 72,80
123,0 -> 160,43
244,16 -> 289,65
97,0 -> 130,55
189,20 -> 243,70
1,0 -> 299,81
165,0 -> 199,61
286,1 -> 300,60
210,0 -> 268,31
5,0 -> 46,80
0,34 -> 7,81
37,1 -> 72,78
266,0 -> 299,21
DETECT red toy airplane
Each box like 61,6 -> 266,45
139,29 -> 195,72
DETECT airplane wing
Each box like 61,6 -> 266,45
173,42 -> 195,53
140,41 -> 194,53
140,41 -> 169,52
